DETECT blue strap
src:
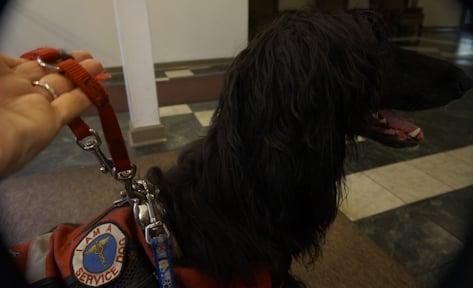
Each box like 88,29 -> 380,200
151,234 -> 177,288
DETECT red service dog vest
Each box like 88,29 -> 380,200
11,206 -> 271,288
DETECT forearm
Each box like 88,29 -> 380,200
0,117 -> 19,177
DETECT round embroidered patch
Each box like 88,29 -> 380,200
72,223 -> 126,287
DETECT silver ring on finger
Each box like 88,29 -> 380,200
32,80 -> 58,98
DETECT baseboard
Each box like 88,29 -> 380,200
86,59 -> 228,116
83,73 -> 224,116
128,122 -> 167,148
105,58 -> 233,77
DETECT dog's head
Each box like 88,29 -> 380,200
355,10 -> 473,111
380,46 -> 472,110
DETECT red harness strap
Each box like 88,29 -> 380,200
21,48 -> 132,173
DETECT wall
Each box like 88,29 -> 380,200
0,0 -> 248,67
148,0 -> 248,64
418,0 -> 463,27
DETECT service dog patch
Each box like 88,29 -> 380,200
72,223 -> 126,287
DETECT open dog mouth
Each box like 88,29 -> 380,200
364,110 -> 424,147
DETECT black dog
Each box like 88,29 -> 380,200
147,9 -> 381,287
14,8 -> 471,288
151,10 -> 473,286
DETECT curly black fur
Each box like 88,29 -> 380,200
148,9 -> 381,287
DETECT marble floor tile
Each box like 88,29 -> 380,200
191,66 -> 226,76
413,186 -> 473,242
340,173 -> 404,221
188,100 -> 218,112
446,145 -> 473,166
12,111 -> 206,177
194,110 -> 215,127
407,152 -> 473,190
156,77 -> 170,82
364,162 -> 451,204
356,207 -> 464,276
155,70 -> 168,78
159,104 -> 192,118
164,69 -> 194,79
345,140 -> 408,174
155,71 -> 169,82
415,262 -> 455,288
131,114 -> 207,158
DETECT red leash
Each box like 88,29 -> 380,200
21,48 -> 135,179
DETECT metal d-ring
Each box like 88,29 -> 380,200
36,57 -> 61,72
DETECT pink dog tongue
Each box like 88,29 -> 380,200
377,110 -> 423,139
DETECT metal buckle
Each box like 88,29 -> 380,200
113,165 -> 137,181
76,129 -> 113,173
145,221 -> 170,244
76,129 -> 102,150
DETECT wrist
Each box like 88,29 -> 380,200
0,112 -> 23,177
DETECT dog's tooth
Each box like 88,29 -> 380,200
408,128 -> 421,138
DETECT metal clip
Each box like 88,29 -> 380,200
145,220 -> 170,244
76,129 -> 113,173
128,180 -> 169,243
133,200 -> 149,227
113,165 -> 137,198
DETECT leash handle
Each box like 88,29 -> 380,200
22,48 -> 177,288
21,48 -> 134,178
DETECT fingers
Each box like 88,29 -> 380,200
6,49 -> 105,124
51,88 -> 93,125
15,60 -> 48,81
0,54 -> 27,69
15,50 -> 95,81
0,54 -> 27,75
69,50 -> 93,62
32,59 -> 104,101
50,59 -> 105,124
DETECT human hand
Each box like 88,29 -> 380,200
0,51 -> 104,176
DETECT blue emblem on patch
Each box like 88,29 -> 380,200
83,234 -> 117,273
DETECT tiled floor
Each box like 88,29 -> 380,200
341,146 -> 473,221
355,31 -> 473,287
6,31 -> 473,287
